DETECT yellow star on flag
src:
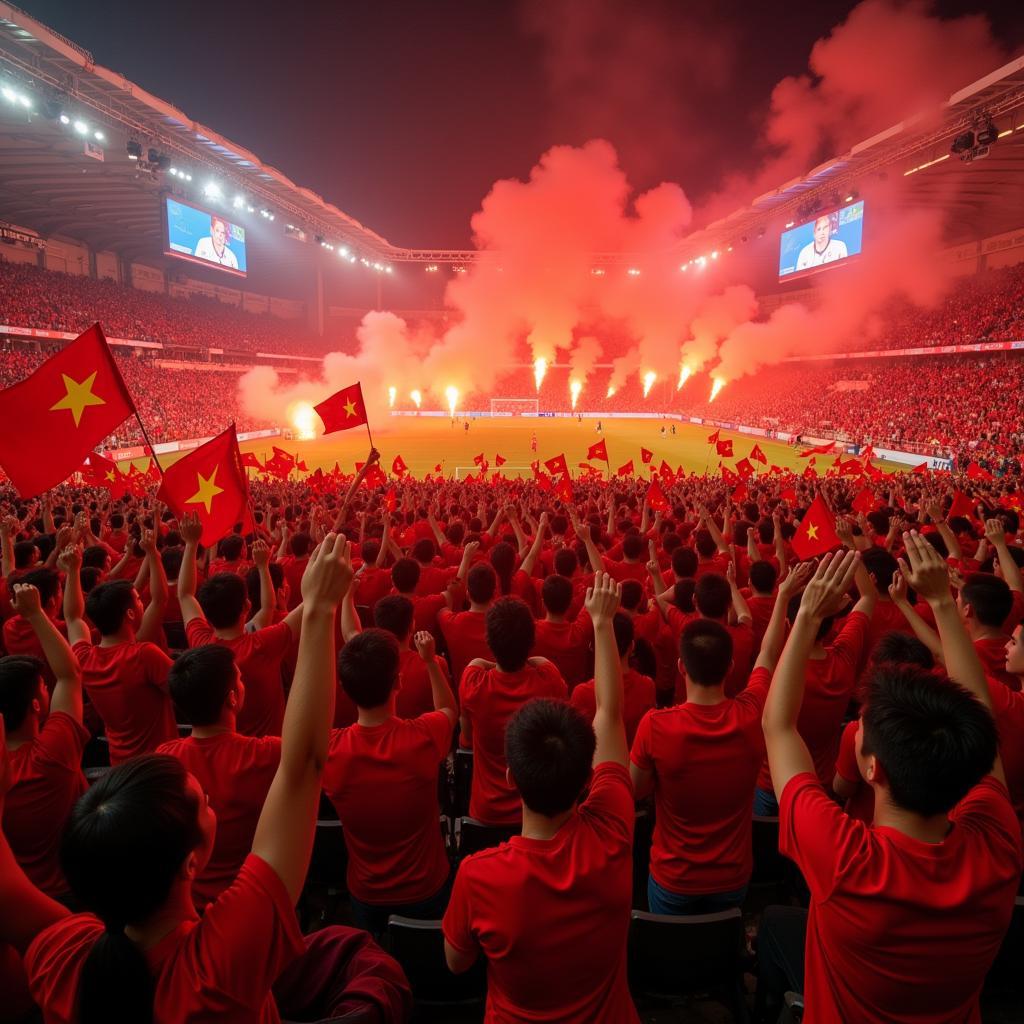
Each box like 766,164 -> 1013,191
49,371 -> 106,427
343,398 -> 358,418
806,523 -> 819,540
185,466 -> 225,514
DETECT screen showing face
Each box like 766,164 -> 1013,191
165,197 -> 247,276
778,200 -> 864,281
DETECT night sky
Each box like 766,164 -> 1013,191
14,0 -> 1024,248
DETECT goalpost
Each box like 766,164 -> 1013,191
490,397 -> 539,417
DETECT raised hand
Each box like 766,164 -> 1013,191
984,518 -> 1006,546
777,560 -> 815,600
300,534 -> 353,611
11,583 -> 42,618
797,550 -> 859,621
898,530 -> 951,604
585,571 -> 621,627
56,544 -> 82,576
179,511 -> 203,544
888,568 -> 909,606
252,539 -> 270,567
413,630 -> 436,662
139,529 -> 158,556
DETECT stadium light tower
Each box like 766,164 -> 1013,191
203,182 -> 223,200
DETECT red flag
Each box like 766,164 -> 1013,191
721,465 -> 739,485
241,452 -> 263,470
157,425 -> 253,546
860,444 -> 876,461
545,453 -> 569,477
309,467 -> 325,490
535,472 -> 552,493
0,324 -> 136,497
554,475 -> 573,504
966,462 -> 993,481
617,460 -> 634,477
433,463 -> 442,473
716,439 -> 734,458
79,452 -> 124,495
640,447 -> 654,465
659,460 -> 674,484
912,462 -> 930,475
791,495 -> 841,561
768,464 -> 782,475
735,458 -> 755,481
646,478 -> 669,512
781,487 -> 798,503
296,459 -> 308,472
838,459 -> 864,477
392,454 -> 408,477
799,442 -> 839,458
264,454 -> 293,479
362,463 -> 388,489
749,444 -> 767,465
948,490 -> 975,519
271,446 -> 296,468
384,486 -> 397,512
495,454 -> 506,467
707,429 -> 720,444
314,382 -> 368,434
473,453 -> 485,466
587,439 -> 608,462
731,482 -> 748,502
802,465 -> 817,480
852,487 -> 875,515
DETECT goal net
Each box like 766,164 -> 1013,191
490,398 -> 539,417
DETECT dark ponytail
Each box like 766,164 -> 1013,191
490,541 -> 516,596
60,755 -> 203,1024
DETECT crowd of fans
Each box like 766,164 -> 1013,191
0,464 -> 1022,1022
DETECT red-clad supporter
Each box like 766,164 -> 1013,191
443,573 -> 640,1023
459,597 -> 568,825
0,583 -> 87,897
438,562 -> 496,686
1,567 -> 68,669
570,611 -> 654,747
207,533 -> 251,578
65,536 -> 178,764
276,529 -> 314,612
757,543 -> 1021,1024
157,645 -> 281,908
322,628 -> 456,936
532,575 -> 593,689
995,624 -> 1024,822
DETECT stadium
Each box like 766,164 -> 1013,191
1,2 -> 1023,1022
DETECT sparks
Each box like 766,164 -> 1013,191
709,378 -> 726,403
533,357 -> 547,392
569,379 -> 582,410
445,386 -> 459,419
410,389 -> 422,409
288,401 -> 317,441
642,371 -> 656,398
677,366 -> 692,390
606,386 -> 616,398
388,386 -> 397,408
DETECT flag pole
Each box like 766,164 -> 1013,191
133,410 -> 165,477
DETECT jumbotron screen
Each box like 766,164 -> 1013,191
164,197 -> 248,277
778,200 -> 865,281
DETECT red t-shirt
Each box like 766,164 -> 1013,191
75,640 -> 176,764
395,648 -> 453,719
208,558 -> 251,578
987,677 -> 1024,824
3,712 -> 88,895
438,609 -> 490,686
834,719 -> 874,824
757,611 -> 869,793
407,592 -> 446,634
460,661 -> 568,824
25,854 -> 306,1024
186,620 -> 292,737
600,556 -> 648,584
694,555 -> 730,579
864,599 -> 915,659
779,772 -> 1022,1024
975,636 -> 1020,692
745,592 -> 776,648
157,731 -> 280,907
3,616 -> 69,680
415,563 -> 455,596
353,566 -> 392,610
666,608 -> 754,699
443,762 -> 639,1024
276,554 -> 308,610
323,711 -> 454,904
631,668 -> 770,894
570,668 -> 656,748
532,611 -> 592,690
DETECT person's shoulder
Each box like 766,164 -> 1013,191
26,912 -> 102,981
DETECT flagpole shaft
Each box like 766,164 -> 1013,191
365,421 -> 376,451
133,411 -> 164,475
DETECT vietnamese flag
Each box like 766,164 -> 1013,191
646,478 -> 669,512
802,465 -> 817,480
271,446 -> 296,469
392,454 -> 408,477
707,429 -> 720,444
0,324 -> 136,497
948,490 -> 975,519
732,482 -> 748,503
587,439 -> 608,462
384,486 -> 397,512
535,472 -> 552,493
554,475 -> 573,503
781,487 -> 798,503
433,462 -> 442,473
296,459 -> 308,472
361,463 -> 388,489
495,454 -> 506,467
768,465 -> 783,475
838,459 -> 864,477
799,442 -> 839,458
545,453 -> 569,477
640,447 -> 654,465
749,443 -> 767,465
852,487 -> 876,515
241,452 -> 263,470
735,458 -> 755,481
617,460 -> 634,477
716,439 -> 734,458
659,460 -> 674,484
314,382 -> 369,435
721,465 -> 739,485
966,462 -> 993,481
81,453 -> 129,498
158,425 -> 253,546
791,495 -> 841,561
473,453 -> 485,466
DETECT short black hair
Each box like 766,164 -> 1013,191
18,568 -> 60,607
0,655 -> 44,730
161,546 -> 184,580
694,529 -> 717,558
391,557 -> 421,594
197,573 -> 248,629
486,597 -> 535,672
861,665 -> 997,816
505,698 -> 595,816
219,535 -> 244,561
374,594 -> 415,640
466,564 -> 497,605
872,631 -> 934,670
541,575 -> 573,616
679,619 -> 732,686
13,540 -> 37,569
861,547 -> 899,590
749,561 -> 778,594
85,580 -> 137,636
673,579 -> 696,614
694,573 -> 730,619
82,545 -> 111,570
672,547 -> 697,579
961,573 -> 1013,629
620,579 -> 644,612
290,532 -> 314,558
245,562 -> 284,615
612,612 -> 634,658
338,629 -> 400,708
553,548 -> 578,577
412,538 -> 435,564
168,645 -> 237,726
622,535 -> 645,560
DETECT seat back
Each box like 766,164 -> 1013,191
628,908 -> 744,998
385,916 -> 486,1006
458,817 -> 517,859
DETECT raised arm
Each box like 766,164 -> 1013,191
701,505 -> 730,555
518,512 -> 548,578
926,501 -> 962,562
505,505 -> 528,557
252,535 -> 352,901
0,515 -> 16,579
754,562 -> 814,673
763,551 -> 860,799
374,514 -> 392,568
985,518 -> 1023,594
455,540 -> 480,582
773,510 -> 788,575
887,569 -> 943,664
646,541 -> 668,597
249,539 -> 276,631
340,577 -> 362,643
58,545 -> 90,648
136,529 -> 169,645
570,511 -> 604,574
332,448 -> 381,530
414,631 -> 457,720
426,507 -> 446,549
13,584 -> 82,723
177,512 -> 205,625
586,572 -> 628,767
726,560 -> 753,625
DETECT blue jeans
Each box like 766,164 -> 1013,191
753,787 -> 779,817
348,879 -> 451,939
647,875 -> 748,916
